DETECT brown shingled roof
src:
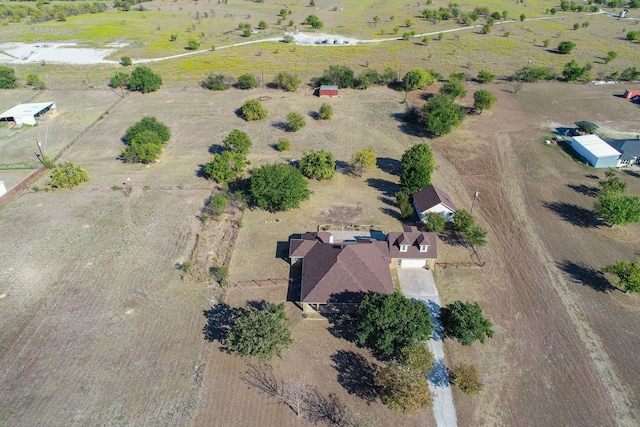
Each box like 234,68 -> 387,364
300,240 -> 393,304
412,185 -> 457,213
388,226 -> 438,260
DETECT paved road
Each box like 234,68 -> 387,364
397,268 -> 458,427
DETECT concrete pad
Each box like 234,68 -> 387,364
396,268 -> 438,297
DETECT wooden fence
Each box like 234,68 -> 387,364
436,261 -> 486,269
231,278 -> 292,287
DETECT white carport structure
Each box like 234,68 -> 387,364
0,102 -> 56,126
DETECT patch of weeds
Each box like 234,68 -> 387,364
180,261 -> 193,272
112,185 -> 124,191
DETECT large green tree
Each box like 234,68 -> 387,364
400,163 -> 432,194
250,163 -> 312,211
562,60 -> 589,82
0,66 -> 17,89
422,94 -> 465,136
464,224 -> 488,249
203,151 -> 246,183
452,209 -> 475,233
602,259 -> 640,293
594,192 -> 640,226
401,143 -> 436,178
299,150 -> 335,180
402,68 -> 435,91
121,130 -> 163,163
50,161 -> 89,188
223,129 -> 252,155
315,65 -> 355,88
424,211 -> 446,232
440,80 -> 467,100
226,302 -> 293,360
439,301 -> 494,346
128,66 -> 163,93
557,40 -> 576,54
124,116 -> 171,144
357,291 -> 434,355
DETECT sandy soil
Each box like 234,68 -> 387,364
0,42 -> 122,64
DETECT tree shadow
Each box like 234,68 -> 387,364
426,299 -> 444,342
271,120 -> 288,131
377,157 -> 401,176
429,358 -> 450,387
309,110 -> 320,120
234,107 -> 244,119
623,169 -> 640,179
543,201 -> 598,228
305,389 -> 349,425
327,315 -> 359,342
330,350 -> 379,403
202,303 -> 243,345
380,207 -> 403,220
287,261 -> 302,303
438,228 -> 467,247
366,177 -> 400,197
379,195 -> 396,207
567,183 -> 599,197
585,173 -> 600,180
419,92 -> 436,101
335,160 -> 351,174
556,260 -> 616,293
195,164 -> 208,178
208,143 -> 224,155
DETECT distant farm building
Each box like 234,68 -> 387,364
0,102 -> 56,127
624,90 -> 640,100
569,135 -> 621,168
318,85 -> 339,97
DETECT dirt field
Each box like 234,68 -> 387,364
1,82 -> 639,427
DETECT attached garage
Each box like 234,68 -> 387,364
569,135 -> 620,168
0,102 -> 56,127
399,258 -> 428,268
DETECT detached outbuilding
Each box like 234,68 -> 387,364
412,185 -> 457,222
0,102 -> 56,127
569,135 -> 621,168
318,85 -> 339,97
624,90 -> 640,100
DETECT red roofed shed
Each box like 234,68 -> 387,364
319,85 -> 339,97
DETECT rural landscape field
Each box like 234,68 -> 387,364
1,0 -> 640,426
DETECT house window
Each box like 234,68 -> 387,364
400,245 -> 408,252
419,245 -> 428,252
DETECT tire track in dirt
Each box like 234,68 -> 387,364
494,129 -> 639,425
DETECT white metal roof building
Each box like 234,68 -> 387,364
0,102 -> 56,126
569,135 -> 621,168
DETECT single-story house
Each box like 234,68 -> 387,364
318,85 -> 339,97
0,102 -> 56,127
569,135 -> 621,168
412,185 -> 457,222
288,227 -> 438,313
605,138 -> 640,167
388,226 -> 438,269
289,232 -> 393,314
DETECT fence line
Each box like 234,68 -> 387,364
436,261 -> 486,269
230,278 -> 292,287
0,167 -> 47,208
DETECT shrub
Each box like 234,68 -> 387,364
396,191 -> 414,219
512,66 -> 554,82
26,74 -> 45,90
482,24 -> 492,34
451,363 -> 484,395
50,161 -> 89,188
350,148 -> 376,174
258,20 -> 267,30
453,209 -> 475,232
250,163 -> 312,211
203,151 -> 246,183
187,38 -> 200,50
282,34 -> 294,43
299,150 -> 335,180
440,80 -> 467,100
303,14 -> 323,28
210,193 -> 228,217
0,66 -> 17,89
520,13 -> 526,21
120,56 -> 132,66
273,71 -> 301,91
276,138 -> 290,151
241,99 -> 267,121
286,111 -> 306,132
440,300 -> 494,346
402,68 -> 435,91
557,40 -> 576,54
121,138 -> 162,163
424,211 -> 446,232
400,342 -> 434,374
603,51 -> 617,64
236,73 -> 258,89
473,90 -> 497,112
376,363 -> 434,413
203,74 -> 230,91
476,70 -> 495,83
318,103 -> 333,120
620,67 -> 640,81
214,265 -> 229,285
315,65 -> 355,88
562,60 -> 589,82
627,30 -> 639,41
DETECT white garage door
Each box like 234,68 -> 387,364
399,259 -> 426,268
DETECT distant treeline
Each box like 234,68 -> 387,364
1,0 -> 151,23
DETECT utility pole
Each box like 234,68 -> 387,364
470,185 -> 479,213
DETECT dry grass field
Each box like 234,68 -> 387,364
1,81 -> 639,427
